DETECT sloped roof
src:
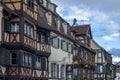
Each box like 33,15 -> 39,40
70,24 -> 90,34
70,24 -> 93,39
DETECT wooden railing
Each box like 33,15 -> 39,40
37,42 -> 50,53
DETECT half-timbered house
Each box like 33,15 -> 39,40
91,40 -> 113,80
0,0 -> 50,80
70,20 -> 96,80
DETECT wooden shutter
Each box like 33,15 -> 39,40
3,49 -> 10,65
57,64 -> 59,78
51,63 -> 54,78
58,38 -> 59,48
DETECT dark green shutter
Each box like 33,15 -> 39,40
19,52 -> 23,65
41,57 -> 46,70
3,49 -> 10,65
61,40 -> 63,49
58,38 -> 59,48
34,55 -> 36,68
51,63 -> 53,78
57,64 -> 59,78
0,49 -> 4,64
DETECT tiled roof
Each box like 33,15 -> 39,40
70,24 -> 90,35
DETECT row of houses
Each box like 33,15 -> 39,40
0,0 -> 116,80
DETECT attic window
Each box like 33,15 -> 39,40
46,12 -> 52,25
55,19 -> 60,31
27,0 -> 34,10
62,23 -> 67,35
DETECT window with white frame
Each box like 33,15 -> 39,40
11,23 -> 19,32
61,40 -> 67,51
46,12 -> 52,25
98,65 -> 103,73
61,65 -> 65,78
43,0 -> 47,7
51,63 -> 59,78
98,52 -> 102,58
51,38 -> 59,48
67,43 -> 72,53
57,19 -> 60,31
23,53 -> 32,67
37,32 -> 47,43
62,23 -> 67,35
36,56 -> 42,69
73,68 -> 78,76
73,48 -> 78,56
24,23 -> 34,38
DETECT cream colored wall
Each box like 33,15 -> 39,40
91,40 -> 100,49
0,6 -> 3,42
49,33 -> 73,79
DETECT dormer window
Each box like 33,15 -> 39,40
55,19 -> 60,31
43,0 -> 47,7
46,12 -> 52,25
27,0 -> 34,10
62,22 -> 67,35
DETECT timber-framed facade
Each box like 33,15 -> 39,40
0,0 -> 50,80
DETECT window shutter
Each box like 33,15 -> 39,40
4,19 -> 10,32
103,65 -> 106,73
57,64 -> 59,78
3,50 -> 10,65
0,49 -> 4,64
51,63 -> 53,78
95,66 -> 98,73
58,38 -> 59,48
61,40 -> 63,49
19,52 -> 23,65
41,57 -> 46,70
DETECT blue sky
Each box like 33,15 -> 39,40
51,0 -> 120,62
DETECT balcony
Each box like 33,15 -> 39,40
37,42 -> 51,54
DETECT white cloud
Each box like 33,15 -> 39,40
102,33 -> 120,41
112,55 -> 120,63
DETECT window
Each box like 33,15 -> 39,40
46,12 -> 52,25
37,32 -> 47,43
4,19 -> 10,32
73,49 -> 78,56
51,63 -> 59,78
11,53 -> 17,64
23,53 -> 32,67
73,68 -> 78,76
62,23 -> 67,35
27,0 -> 34,10
36,56 -> 42,69
41,57 -> 47,70
11,23 -> 19,32
61,40 -> 67,51
98,65 -> 103,73
98,52 -> 102,58
51,38 -> 59,48
67,43 -> 72,53
61,65 -> 65,78
56,19 -> 60,31
24,23 -> 34,38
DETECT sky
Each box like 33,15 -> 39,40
51,0 -> 120,63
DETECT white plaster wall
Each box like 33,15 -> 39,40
115,73 -> 120,80
0,5 -> 3,42
49,35 -> 73,79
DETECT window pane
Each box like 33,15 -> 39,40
98,52 -> 102,58
11,23 -> 19,32
11,53 -> 17,64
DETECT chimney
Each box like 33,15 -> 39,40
72,18 -> 78,27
